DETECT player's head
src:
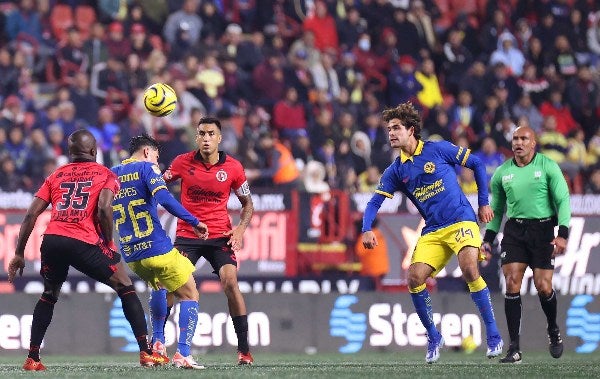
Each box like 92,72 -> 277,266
129,134 -> 160,164
382,102 -> 422,139
68,129 -> 97,162
196,116 -> 222,155
512,125 -> 536,161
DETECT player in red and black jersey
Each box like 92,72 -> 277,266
7,130 -> 168,370
158,116 -> 255,365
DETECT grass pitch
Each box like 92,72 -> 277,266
1,351 -> 599,378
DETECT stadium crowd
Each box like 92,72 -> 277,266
1,0 -> 600,195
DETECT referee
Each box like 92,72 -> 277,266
482,125 -> 571,364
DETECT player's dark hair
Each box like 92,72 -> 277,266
129,134 -> 160,156
382,102 -> 422,140
198,116 -> 222,130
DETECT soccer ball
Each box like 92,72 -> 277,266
143,83 -> 177,117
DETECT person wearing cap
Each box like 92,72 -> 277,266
130,23 -> 153,60
105,21 -> 132,62
388,55 -> 422,107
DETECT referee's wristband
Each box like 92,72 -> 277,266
483,229 -> 497,244
558,225 -> 569,239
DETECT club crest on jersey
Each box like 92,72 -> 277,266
534,170 -> 542,179
424,162 -> 435,174
216,169 -> 228,182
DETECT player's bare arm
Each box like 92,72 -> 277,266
8,196 -> 49,282
362,230 -> 378,249
224,193 -> 254,251
98,188 -> 117,249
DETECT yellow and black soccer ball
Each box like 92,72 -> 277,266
143,83 -> 177,117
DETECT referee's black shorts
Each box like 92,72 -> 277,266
174,237 -> 237,276
500,217 -> 556,269
40,234 -> 121,285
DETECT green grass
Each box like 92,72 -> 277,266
1,351 -> 599,378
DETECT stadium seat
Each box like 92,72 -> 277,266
50,4 -> 74,43
75,5 -> 97,40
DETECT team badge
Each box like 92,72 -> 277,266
500,251 -> 507,260
216,169 -> 228,182
152,165 -> 161,174
424,162 -> 435,174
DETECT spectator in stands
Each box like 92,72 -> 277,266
458,167 -> 478,195
566,129 -> 590,180
56,28 -> 88,86
415,58 -> 443,111
222,56 -> 251,109
22,129 -> 54,190
423,107 -> 452,141
533,12 -> 559,53
352,32 -> 387,93
245,131 -> 300,189
129,23 -> 153,61
198,1 -> 226,38
0,95 -> 25,133
408,0 -> 436,54
489,113 -> 516,157
512,92 -> 543,133
273,87 -> 307,141
490,31 -> 526,76
70,72 -> 99,126
538,115 -> 580,181
480,9 -> 509,59
449,90 -> 478,143
252,50 -> 285,110
0,47 -> 19,98
337,7 -> 366,52
302,0 -> 338,52
549,35 -> 578,80
105,22 -> 131,62
6,126 -> 28,173
163,0 -> 203,47
474,137 -> 505,185
539,89 -> 579,136
564,65 -> 599,141
355,217 -> 389,286
357,165 -> 381,194
392,7 -> 421,59
284,49 -> 314,104
585,167 -> 600,194
301,160 -> 330,194
0,155 -> 25,191
442,28 -> 474,96
5,0 -> 43,44
0,128 -> 7,159
236,30 -> 266,75
567,9 -> 589,65
83,22 -> 109,73
311,52 -> 341,101
350,131 -> 371,174
524,37 -> 548,75
588,11 -> 600,66
517,62 -> 549,107
387,55 -> 422,108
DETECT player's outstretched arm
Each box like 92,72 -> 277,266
9,196 -> 49,282
154,188 -> 203,232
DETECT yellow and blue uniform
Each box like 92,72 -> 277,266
111,158 -> 199,291
363,140 -> 488,276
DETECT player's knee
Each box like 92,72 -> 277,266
533,279 -> 552,296
220,276 -> 239,294
41,290 -> 59,303
407,272 -> 426,289
176,284 -> 199,301
43,280 -> 61,299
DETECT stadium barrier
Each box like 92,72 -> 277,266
0,293 -> 598,355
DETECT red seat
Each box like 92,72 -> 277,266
50,4 -> 73,43
75,5 -> 97,40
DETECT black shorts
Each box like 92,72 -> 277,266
40,234 -> 121,285
500,218 -> 556,269
174,237 -> 237,276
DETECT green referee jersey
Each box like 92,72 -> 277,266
487,153 -> 571,233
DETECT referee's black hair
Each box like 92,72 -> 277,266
129,134 -> 160,156
198,116 -> 222,130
